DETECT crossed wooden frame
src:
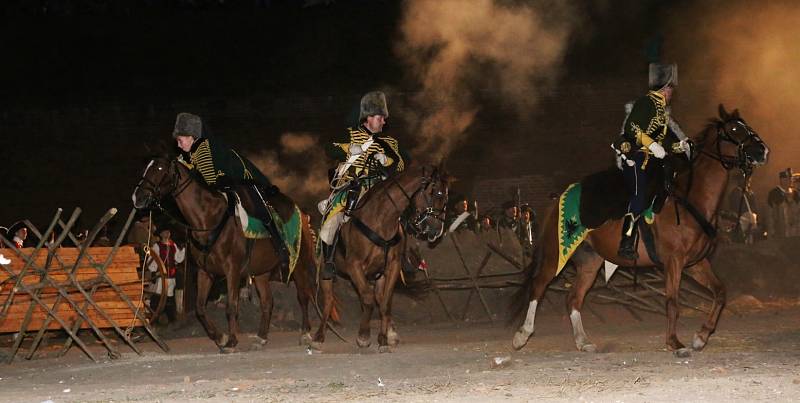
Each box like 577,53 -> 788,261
0,207 -> 169,363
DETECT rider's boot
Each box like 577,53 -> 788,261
254,185 -> 289,271
321,242 -> 337,281
617,213 -> 639,260
344,183 -> 361,216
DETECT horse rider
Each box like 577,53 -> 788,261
172,112 -> 288,267
613,63 -> 690,260
318,91 -> 407,280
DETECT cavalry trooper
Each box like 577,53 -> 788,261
613,63 -> 689,260
172,112 -> 288,266
318,91 -> 407,280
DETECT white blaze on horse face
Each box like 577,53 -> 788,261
522,299 -> 538,334
132,160 -> 155,206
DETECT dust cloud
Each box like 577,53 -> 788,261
249,132 -> 330,207
668,0 -> 800,192
395,0 -> 577,159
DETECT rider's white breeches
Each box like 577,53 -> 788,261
320,212 -> 344,245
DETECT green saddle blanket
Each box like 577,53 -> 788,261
239,203 -> 303,281
557,183 -> 654,274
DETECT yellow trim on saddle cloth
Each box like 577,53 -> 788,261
557,183 -> 591,275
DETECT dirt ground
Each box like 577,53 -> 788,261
2,295 -> 800,403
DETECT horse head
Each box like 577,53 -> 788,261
698,105 -> 768,174
132,157 -> 184,210
406,163 -> 452,242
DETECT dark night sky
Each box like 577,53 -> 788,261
0,0 -> 678,233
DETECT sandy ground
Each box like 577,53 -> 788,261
2,299 -> 800,403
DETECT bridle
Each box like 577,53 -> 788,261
383,166 -> 448,242
133,158 -> 219,233
697,118 -> 766,175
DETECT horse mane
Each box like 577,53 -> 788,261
171,157 -> 227,200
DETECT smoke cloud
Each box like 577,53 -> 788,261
668,0 -> 800,193
396,0 -> 577,159
248,132 -> 329,208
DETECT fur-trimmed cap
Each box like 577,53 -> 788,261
172,112 -> 203,139
649,63 -> 678,90
359,91 -> 389,121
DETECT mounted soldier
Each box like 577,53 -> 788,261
318,91 -> 407,280
171,112 -> 288,267
613,63 -> 690,260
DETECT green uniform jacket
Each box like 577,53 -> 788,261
621,90 -> 669,154
325,126 -> 407,180
179,135 -> 272,188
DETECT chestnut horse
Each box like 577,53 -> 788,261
132,157 -> 317,353
311,164 -> 450,352
512,105 -> 768,356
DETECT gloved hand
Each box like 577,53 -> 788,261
673,139 -> 690,153
349,143 -> 364,156
374,153 -> 388,165
648,142 -> 666,159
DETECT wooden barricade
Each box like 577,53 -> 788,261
0,207 -> 169,363
0,247 -> 143,333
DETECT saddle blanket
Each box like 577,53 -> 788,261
232,197 -> 303,281
557,183 -> 655,275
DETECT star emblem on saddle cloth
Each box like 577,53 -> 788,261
566,215 -> 581,238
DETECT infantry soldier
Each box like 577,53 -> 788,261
446,196 -> 477,233
497,201 -> 519,233
318,91 -> 407,280
146,227 -> 186,325
767,168 -> 800,238
172,112 -> 288,266
613,63 -> 690,259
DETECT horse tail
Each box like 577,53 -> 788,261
506,204 -> 554,328
300,212 -> 342,325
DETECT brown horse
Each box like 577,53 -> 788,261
311,164 -> 450,352
132,157 -> 318,353
511,105 -> 768,356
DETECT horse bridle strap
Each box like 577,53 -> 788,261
188,190 -> 236,254
671,194 -> 717,239
350,216 -> 402,276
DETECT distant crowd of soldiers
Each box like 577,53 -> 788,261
444,196 -> 537,252
722,167 -> 800,244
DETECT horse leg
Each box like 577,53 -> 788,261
684,259 -> 726,351
252,273 -> 273,348
292,258 -> 313,346
310,279 -> 334,351
512,229 -> 560,350
196,270 -> 227,348
221,267 -> 241,353
349,262 -> 376,348
664,257 -> 689,355
375,263 -> 400,353
566,245 -> 603,352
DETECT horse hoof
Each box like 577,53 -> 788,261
387,334 -> 400,347
299,332 -> 313,346
378,345 -> 393,354
512,331 -> 531,351
220,346 -> 237,354
356,336 -> 371,348
309,340 -> 324,352
217,334 -> 229,348
674,348 -> 692,358
692,333 -> 707,351
579,343 -> 597,353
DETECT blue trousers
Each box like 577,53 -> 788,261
622,151 -> 649,216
